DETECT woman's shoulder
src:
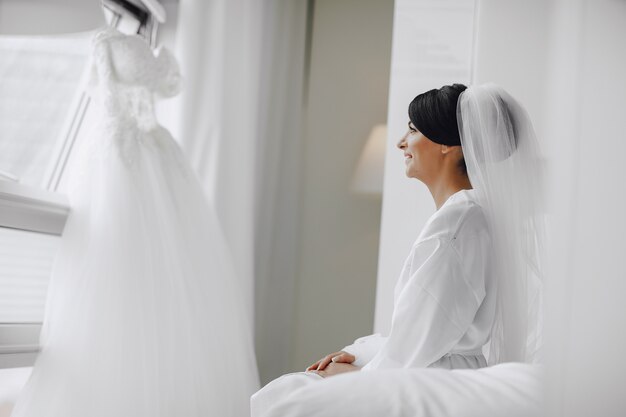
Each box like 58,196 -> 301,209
417,192 -> 489,245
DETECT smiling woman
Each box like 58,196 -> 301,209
331,83 -> 494,372
251,81 -> 548,416
251,84 -> 499,414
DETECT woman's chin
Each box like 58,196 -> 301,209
404,168 -> 421,181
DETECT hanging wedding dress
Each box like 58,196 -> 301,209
11,27 -> 259,417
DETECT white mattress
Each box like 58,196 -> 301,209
252,363 -> 542,417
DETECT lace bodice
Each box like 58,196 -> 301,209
89,27 -> 181,131
80,27 -> 187,173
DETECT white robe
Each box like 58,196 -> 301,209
344,188 -> 495,370
251,189 -> 496,416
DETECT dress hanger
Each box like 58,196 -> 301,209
100,0 -> 165,47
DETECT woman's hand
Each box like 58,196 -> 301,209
310,362 -> 361,378
306,351 -> 356,372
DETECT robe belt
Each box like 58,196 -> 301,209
445,348 -> 485,357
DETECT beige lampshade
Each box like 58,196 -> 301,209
351,124 -> 387,196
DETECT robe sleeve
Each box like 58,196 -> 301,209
341,333 -> 387,367
363,234 -> 487,370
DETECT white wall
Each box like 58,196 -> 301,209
289,0 -> 394,372
472,0 -> 551,137
374,0 -> 476,334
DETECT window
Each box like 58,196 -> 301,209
0,228 -> 59,368
0,33 -> 91,189
0,32 -> 90,368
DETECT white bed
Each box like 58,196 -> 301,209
252,363 -> 542,417
3,363 -> 541,417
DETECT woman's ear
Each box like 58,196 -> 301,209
441,144 -> 463,156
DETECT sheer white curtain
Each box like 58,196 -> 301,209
542,1 -> 626,415
250,2 -> 308,384
173,0 -> 309,383
457,0 -> 626,413
174,0 -> 262,320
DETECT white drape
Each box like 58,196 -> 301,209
250,2 -> 308,384
173,0 -> 309,383
174,0 -> 262,321
542,1 -> 626,416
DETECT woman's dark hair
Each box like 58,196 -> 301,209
409,83 -> 468,176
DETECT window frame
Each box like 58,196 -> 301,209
0,33 -> 82,369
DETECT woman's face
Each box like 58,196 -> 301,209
397,121 -> 442,182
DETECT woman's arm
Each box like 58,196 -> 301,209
340,333 -> 387,368
306,333 -> 386,371
364,234 -> 488,369
305,335 -> 387,372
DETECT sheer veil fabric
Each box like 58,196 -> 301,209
11,27 -> 259,417
457,83 -> 547,365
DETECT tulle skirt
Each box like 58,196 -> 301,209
11,118 -> 259,416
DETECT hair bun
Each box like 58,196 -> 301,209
408,83 -> 467,146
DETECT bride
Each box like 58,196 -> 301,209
252,83 -> 545,414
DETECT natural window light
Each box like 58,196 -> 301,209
0,33 -> 88,369
0,228 -> 59,324
0,33 -> 90,189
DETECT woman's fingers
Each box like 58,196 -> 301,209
305,351 -> 355,372
331,352 -> 355,364
306,360 -> 322,371
317,355 -> 334,371
317,351 -> 349,370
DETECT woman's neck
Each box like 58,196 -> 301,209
428,176 -> 473,210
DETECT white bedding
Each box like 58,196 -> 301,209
251,363 -> 541,417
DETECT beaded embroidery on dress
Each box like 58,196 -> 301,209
10,27 -> 259,417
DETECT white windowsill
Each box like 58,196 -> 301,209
0,181 -> 69,235
0,324 -> 41,369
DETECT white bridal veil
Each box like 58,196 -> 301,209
457,83 -> 547,365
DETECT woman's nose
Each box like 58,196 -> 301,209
397,134 -> 406,149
